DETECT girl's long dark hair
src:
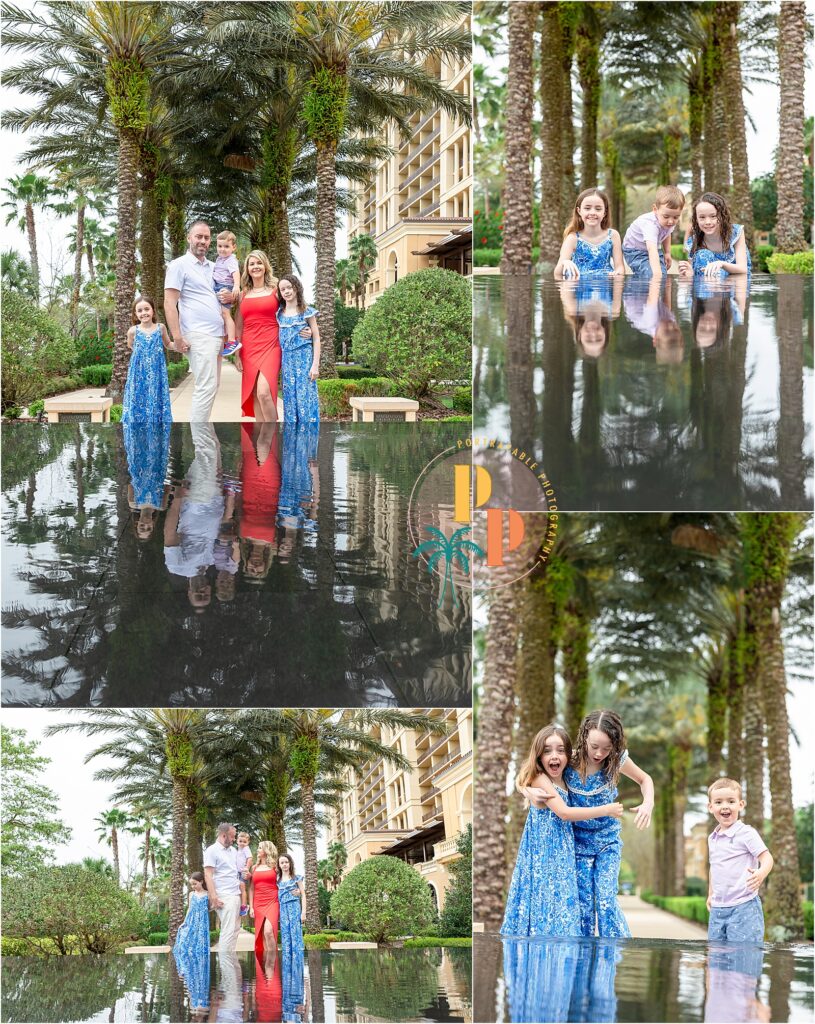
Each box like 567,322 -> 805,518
132,294 -> 157,325
276,274 -> 307,314
276,853 -> 296,881
563,188 -> 611,239
573,709 -> 626,785
517,724 -> 573,789
688,192 -> 733,256
191,870 -> 207,891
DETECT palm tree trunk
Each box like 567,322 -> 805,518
139,152 -> 162,304
776,1 -> 808,252
315,143 -> 338,377
111,827 -> 120,884
741,613 -> 764,832
301,777 -> 320,929
140,825 -> 151,905
169,775 -> 187,943
500,1 -> 536,274
307,948 -> 326,1022
707,661 -> 727,781
538,3 -> 565,265
187,801 -> 204,876
719,1 -> 753,250
71,202 -> 85,338
109,127 -> 140,401
167,184 -> 187,259
562,604 -> 590,740
473,588 -> 517,930
271,187 -> 293,276
688,69 -> 704,203
25,200 -> 40,302
777,276 -> 806,508
561,20 -> 576,222
576,25 -> 601,189
671,743 -> 690,896
726,616 -> 745,785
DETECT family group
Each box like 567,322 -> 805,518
554,186 -> 752,281
501,709 -> 774,943
121,222 -> 321,424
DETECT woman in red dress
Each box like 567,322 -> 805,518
239,422 -> 280,582
234,250 -> 282,421
249,840 -> 280,958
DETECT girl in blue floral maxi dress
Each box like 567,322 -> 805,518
501,725 -> 625,937
554,189 -> 625,279
122,295 -> 173,424
564,709 -> 655,938
276,275 -> 320,424
173,872 -> 210,1014
277,854 -> 306,1017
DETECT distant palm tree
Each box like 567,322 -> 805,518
81,856 -> 114,877
1,249 -> 37,298
348,233 -> 378,310
327,839 -> 347,889
1,172 -> 51,300
412,525 -> 484,608
94,807 -> 130,883
335,258 -> 358,308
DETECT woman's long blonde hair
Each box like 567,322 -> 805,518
517,724 -> 573,789
241,249 -> 277,292
256,840 -> 278,865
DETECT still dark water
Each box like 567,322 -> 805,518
474,274 -> 813,510
1,423 -> 471,708
1,947 -> 473,1023
473,933 -> 814,1023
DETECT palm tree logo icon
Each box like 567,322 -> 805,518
411,525 -> 485,608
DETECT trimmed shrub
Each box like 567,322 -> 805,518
303,931 -> 367,949
439,826 -> 472,938
337,365 -> 377,380
804,901 -> 813,941
318,378 -> 357,418
473,247 -> 541,268
755,245 -> 775,273
167,358 -> 189,386
685,876 -> 706,898
767,251 -> 814,275
3,406 -> 21,420
27,399 -> 45,417
2,866 -> 144,954
351,268 -> 470,400
330,856 -> 435,942
109,405 -> 123,423
404,936 -> 473,947
452,386 -> 471,414
81,364 -> 112,387
439,415 -> 472,423
1,287 -> 78,411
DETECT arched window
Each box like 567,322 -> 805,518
459,782 -> 472,828
387,250 -> 399,285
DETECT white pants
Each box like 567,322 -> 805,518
215,893 -> 241,953
186,331 -> 223,421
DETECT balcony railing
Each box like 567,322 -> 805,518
400,147 -> 441,191
416,732 -> 451,767
398,127 -> 441,172
359,758 -> 383,784
422,806 -> 442,824
399,108 -> 439,151
398,176 -> 440,215
418,747 -> 462,785
420,785 -> 440,803
433,837 -> 459,860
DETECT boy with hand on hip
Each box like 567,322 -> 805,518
707,778 -> 774,943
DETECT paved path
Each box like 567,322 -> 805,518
620,895 -> 706,939
126,927 -> 257,955
170,360 -> 282,422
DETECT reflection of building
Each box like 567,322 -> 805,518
346,49 -> 472,305
328,708 -> 472,911
684,821 -> 709,883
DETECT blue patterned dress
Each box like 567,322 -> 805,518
277,424 -> 320,532
501,783 -> 582,936
685,224 -> 752,275
278,306 -> 320,424
124,421 -> 171,509
564,753 -> 631,938
172,891 -> 210,1012
121,325 -> 172,423
566,230 -> 615,276
279,875 -> 305,960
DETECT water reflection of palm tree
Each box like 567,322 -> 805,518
776,277 -> 807,509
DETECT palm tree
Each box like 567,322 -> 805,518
499,1 -> 536,275
318,858 -> 334,890
776,1 -> 808,253
126,801 -> 165,905
335,258 -> 358,308
327,840 -> 347,889
94,807 -> 130,883
210,2 -> 470,378
538,3 -> 565,265
1,172 -> 51,300
348,233 -> 378,311
1,249 -> 37,298
717,1 -> 753,250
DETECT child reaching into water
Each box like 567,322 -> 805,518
121,295 -> 173,424
678,192 -> 752,278
622,185 -> 685,278
707,778 -> 773,942
554,188 -> 624,279
276,274 -> 320,424
501,724 -> 624,937
563,710 -> 654,938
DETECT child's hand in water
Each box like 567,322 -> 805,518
631,801 -> 653,830
677,260 -> 693,277
557,259 -> 581,279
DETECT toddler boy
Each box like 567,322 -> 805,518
623,185 -> 685,278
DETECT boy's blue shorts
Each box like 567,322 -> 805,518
707,896 -> 764,943
623,247 -> 666,278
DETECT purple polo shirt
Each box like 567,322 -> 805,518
622,211 -> 674,252
708,821 -> 767,908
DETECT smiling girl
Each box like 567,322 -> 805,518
121,295 -> 173,424
501,724 -> 624,937
554,188 -> 624,279
679,192 -> 752,277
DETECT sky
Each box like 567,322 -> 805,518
3,709 -> 326,877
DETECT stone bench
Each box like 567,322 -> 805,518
44,390 -> 113,423
349,396 -> 419,423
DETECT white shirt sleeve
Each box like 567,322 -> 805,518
165,258 -> 185,292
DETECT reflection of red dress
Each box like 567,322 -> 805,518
254,946 -> 282,1022
253,869 -> 280,957
240,424 -> 280,545
240,291 -> 281,418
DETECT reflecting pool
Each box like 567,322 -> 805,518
473,274 -> 813,510
2,946 -> 473,1022
473,933 -> 814,1023
1,423 -> 471,707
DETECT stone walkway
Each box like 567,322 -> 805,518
619,895 -> 706,939
126,927 -> 257,955
170,360 -> 282,422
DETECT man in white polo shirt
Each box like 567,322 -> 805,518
203,822 -> 241,953
165,221 -> 226,421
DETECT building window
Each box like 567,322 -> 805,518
427,883 -> 438,912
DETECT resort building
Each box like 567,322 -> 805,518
345,50 -> 472,305
684,821 -> 710,883
327,708 -> 473,912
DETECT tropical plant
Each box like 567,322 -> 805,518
1,171 -> 51,299
94,807 -> 130,883
439,825 -> 472,937
330,856 -> 435,941
0,249 -> 37,298
0,288 -> 78,411
348,232 -> 378,310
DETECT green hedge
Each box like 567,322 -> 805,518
317,377 -> 393,418
805,901 -> 813,940
767,250 -> 814,274
755,244 -> 775,272
303,931 -> 368,949
27,399 -> 44,417
404,936 -> 472,947
439,415 -> 472,423
110,405 -> 123,423
452,385 -> 471,413
147,930 -> 219,946
473,247 -> 541,268
81,364 -> 112,386
337,365 -> 377,380
1,936 -> 82,956
641,892 -> 709,925
167,358 -> 189,386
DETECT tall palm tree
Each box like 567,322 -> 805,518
348,232 -> 378,310
776,1 -> 808,253
538,3 -> 565,265
327,840 -> 347,889
93,807 -> 130,883
1,172 -> 51,301
499,0 -> 536,275
717,1 -> 753,250
335,258 -> 358,307
0,249 -> 37,298
210,2 -> 470,378
126,801 -> 165,905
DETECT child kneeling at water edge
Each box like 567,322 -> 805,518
707,778 -> 773,943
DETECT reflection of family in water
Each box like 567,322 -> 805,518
557,275 -> 749,364
123,421 -> 319,610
